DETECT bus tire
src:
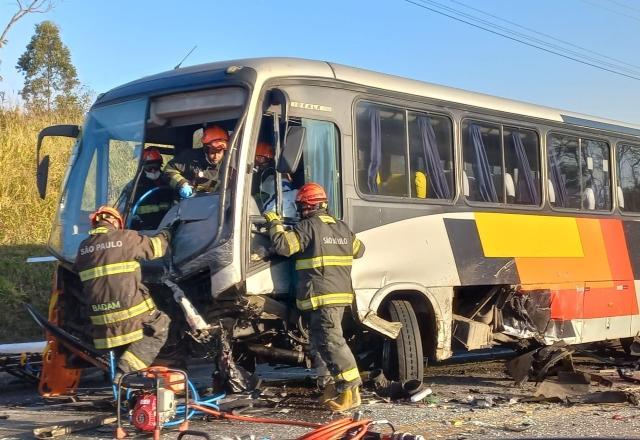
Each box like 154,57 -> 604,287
382,299 -> 424,382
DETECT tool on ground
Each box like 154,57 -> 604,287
115,366 -> 189,440
33,414 -> 117,439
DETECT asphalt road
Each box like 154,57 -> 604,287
1,347 -> 639,439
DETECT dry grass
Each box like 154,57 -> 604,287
0,107 -> 81,245
0,107 -> 82,342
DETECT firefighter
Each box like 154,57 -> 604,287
125,147 -> 172,229
252,141 -> 298,218
163,125 -> 229,199
252,141 -> 276,206
73,206 -> 172,382
263,183 -> 366,411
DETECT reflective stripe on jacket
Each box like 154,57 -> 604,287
73,224 -> 170,349
267,209 -> 365,311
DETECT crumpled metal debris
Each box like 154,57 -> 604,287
506,341 -> 574,385
364,369 -> 432,401
213,326 -> 259,393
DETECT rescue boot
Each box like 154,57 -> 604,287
318,382 -> 337,404
324,386 -> 361,412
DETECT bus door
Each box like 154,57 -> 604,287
246,112 -> 343,298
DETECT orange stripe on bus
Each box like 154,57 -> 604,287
600,219 -> 634,281
515,218 -> 612,284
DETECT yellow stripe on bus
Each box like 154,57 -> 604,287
475,213 -> 584,258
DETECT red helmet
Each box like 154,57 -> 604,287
202,125 -> 229,149
89,206 -> 124,229
296,183 -> 328,207
255,141 -> 274,160
142,147 -> 162,164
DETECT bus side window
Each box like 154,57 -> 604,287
617,142 -> 640,212
504,127 -> 540,205
408,112 -> 453,199
356,102 -> 454,201
548,134 -> 611,211
462,121 -> 502,203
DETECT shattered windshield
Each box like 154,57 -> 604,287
49,98 -> 147,262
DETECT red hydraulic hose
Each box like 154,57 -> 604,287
190,403 -> 321,429
190,403 -> 374,439
298,417 -> 373,440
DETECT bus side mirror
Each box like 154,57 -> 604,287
277,126 -> 305,174
37,155 -> 51,200
36,124 -> 80,199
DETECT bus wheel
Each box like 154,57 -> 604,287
381,300 -> 424,382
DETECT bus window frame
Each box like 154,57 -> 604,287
352,96 -> 457,206
615,140 -> 640,217
460,116 -> 544,211
546,129 -> 614,215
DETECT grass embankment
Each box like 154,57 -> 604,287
0,108 -> 80,342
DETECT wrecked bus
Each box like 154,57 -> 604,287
34,57 -> 640,395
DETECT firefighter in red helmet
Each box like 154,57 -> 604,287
73,206 -> 173,382
123,147 -> 172,229
263,183 -> 366,411
163,125 -> 229,199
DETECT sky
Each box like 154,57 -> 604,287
0,0 -> 639,124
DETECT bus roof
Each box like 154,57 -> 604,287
98,57 -> 640,137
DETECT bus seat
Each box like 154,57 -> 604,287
463,171 -> 470,197
617,186 -> 625,209
583,187 -> 595,210
378,172 -> 427,198
414,171 -> 427,198
548,178 -> 556,204
505,172 -> 515,203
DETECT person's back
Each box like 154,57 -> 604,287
289,212 -> 355,310
264,183 -> 365,412
74,206 -> 171,380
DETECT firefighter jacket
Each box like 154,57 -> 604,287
73,223 -> 170,350
123,176 -> 172,229
265,209 -> 365,311
163,148 -> 222,194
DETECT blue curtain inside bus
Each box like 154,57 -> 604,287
470,124 -> 498,202
417,116 -> 451,199
368,108 -> 382,194
548,148 -> 568,207
511,132 -> 540,205
301,119 -> 341,217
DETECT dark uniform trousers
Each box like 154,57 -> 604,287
163,148 -> 221,194
115,310 -> 170,374
308,307 -> 359,392
266,209 -> 366,393
74,224 -> 171,375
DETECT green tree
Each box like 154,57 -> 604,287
15,20 -> 82,112
0,1 -> 56,81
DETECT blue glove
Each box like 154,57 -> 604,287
179,184 -> 193,199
